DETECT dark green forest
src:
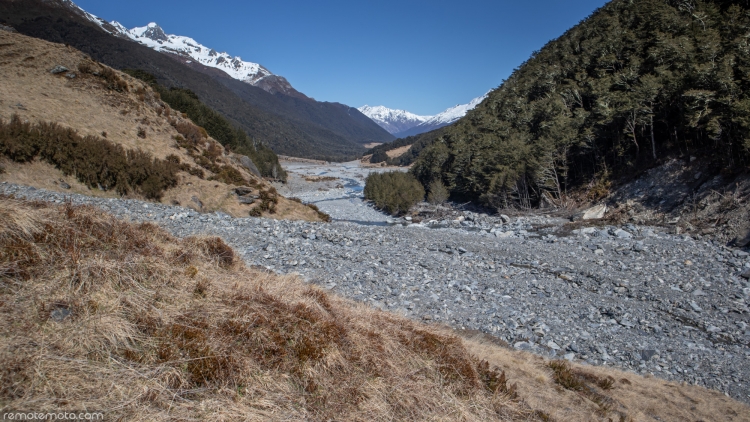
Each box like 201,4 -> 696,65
124,69 -> 286,181
411,0 -> 750,209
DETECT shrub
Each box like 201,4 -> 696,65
370,149 -> 389,164
427,179 -> 449,205
209,165 -> 247,186
363,171 -> 424,215
0,115 -> 178,200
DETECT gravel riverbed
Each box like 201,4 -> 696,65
2,178 -> 750,403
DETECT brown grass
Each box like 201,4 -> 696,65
386,144 -> 412,158
0,198 -> 524,420
1,198 -> 748,421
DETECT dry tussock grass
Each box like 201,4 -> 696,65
0,198 -> 529,420
464,334 -> 750,421
1,198 -> 749,421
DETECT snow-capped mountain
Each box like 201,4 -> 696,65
357,105 -> 430,135
69,3 -> 300,97
363,93 -> 488,139
418,94 -> 487,128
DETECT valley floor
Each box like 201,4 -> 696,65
2,179 -> 749,406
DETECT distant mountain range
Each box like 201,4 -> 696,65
358,93 -> 488,138
0,0 -> 393,160
356,106 -> 430,135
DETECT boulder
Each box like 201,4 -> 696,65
572,204 -> 607,221
734,228 -> 750,248
234,187 -> 255,196
237,155 -> 261,177
50,65 -> 69,74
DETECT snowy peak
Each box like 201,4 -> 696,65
135,22 -> 169,43
420,93 -> 488,127
64,0 -> 301,97
357,105 -> 429,135
115,20 -> 275,86
362,93 -> 489,138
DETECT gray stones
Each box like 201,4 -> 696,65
50,65 -> 69,74
500,214 -> 511,223
741,269 -> 750,280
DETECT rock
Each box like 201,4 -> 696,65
50,65 -> 69,74
564,353 -> 575,361
0,24 -> 18,33
500,214 -> 511,223
238,196 -> 256,205
641,350 -> 657,361
741,269 -> 750,280
235,187 -> 255,196
614,229 -> 633,239
58,180 -> 71,190
191,196 -> 204,210
736,229 -> 750,248
582,204 -> 607,220
236,155 -> 261,177
689,301 -> 703,312
50,305 -> 72,322
65,73 -> 77,79
547,340 -> 561,350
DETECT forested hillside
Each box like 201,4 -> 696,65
411,0 -> 750,208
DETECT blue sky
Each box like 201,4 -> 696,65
74,0 -> 609,116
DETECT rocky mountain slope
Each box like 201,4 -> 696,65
0,29 -> 321,221
0,0 -> 394,160
106,21 -> 306,99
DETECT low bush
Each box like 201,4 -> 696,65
363,171 -> 424,215
0,115 -> 177,199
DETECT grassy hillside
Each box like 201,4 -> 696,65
366,127 -> 448,166
0,30 -> 322,221
411,0 -> 750,208
0,0 -> 393,161
1,197 -> 748,420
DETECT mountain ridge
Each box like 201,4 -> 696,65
0,0 -> 394,160
359,93 -> 488,139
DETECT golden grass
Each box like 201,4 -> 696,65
1,198 -> 748,421
386,144 -> 412,159
0,31 -> 321,221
